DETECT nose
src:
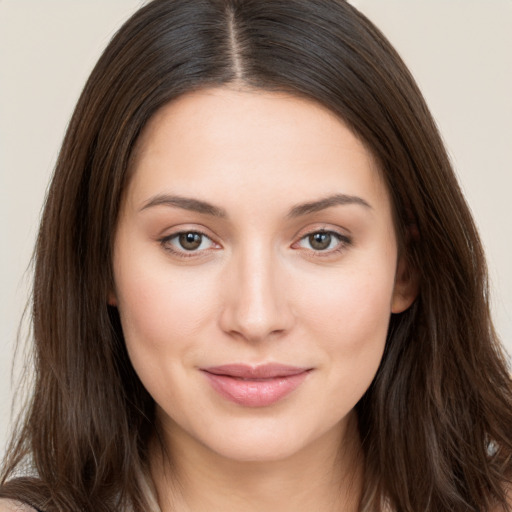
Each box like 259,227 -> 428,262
218,245 -> 295,343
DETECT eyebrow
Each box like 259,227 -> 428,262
140,192 -> 371,218
287,193 -> 372,217
140,194 -> 227,217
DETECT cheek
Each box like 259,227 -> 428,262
115,265 -> 224,422
114,249 -> 219,377
300,262 -> 395,342
296,257 -> 395,400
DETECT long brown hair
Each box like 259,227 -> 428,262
1,1 -> 511,510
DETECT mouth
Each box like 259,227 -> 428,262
200,363 -> 313,407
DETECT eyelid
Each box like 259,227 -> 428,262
291,223 -> 351,242
157,224 -> 351,259
158,226 -> 221,258
291,226 -> 352,255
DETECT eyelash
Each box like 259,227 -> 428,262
158,229 -> 352,259
293,229 -> 352,257
159,231 -> 219,258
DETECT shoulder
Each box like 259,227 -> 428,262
490,483 -> 512,512
0,500 -> 37,512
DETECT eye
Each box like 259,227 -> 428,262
295,230 -> 350,252
160,231 -> 216,254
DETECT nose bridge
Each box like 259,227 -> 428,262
219,239 -> 292,341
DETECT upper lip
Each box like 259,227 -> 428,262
201,363 -> 311,379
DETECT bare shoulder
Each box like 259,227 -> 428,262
491,483 -> 512,512
0,499 -> 36,512
505,483 -> 512,511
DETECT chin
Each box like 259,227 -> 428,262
182,412 -> 351,465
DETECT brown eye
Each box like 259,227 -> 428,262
179,232 -> 203,250
308,232 -> 332,251
294,230 -> 351,254
160,230 -> 217,256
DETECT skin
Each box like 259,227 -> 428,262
110,87 -> 417,512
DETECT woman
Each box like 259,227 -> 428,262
1,0 -> 511,510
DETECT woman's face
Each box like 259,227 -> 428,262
112,87 -> 415,463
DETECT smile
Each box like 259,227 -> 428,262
201,364 -> 312,407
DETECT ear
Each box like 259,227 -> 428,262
391,254 -> 419,313
108,290 -> 118,307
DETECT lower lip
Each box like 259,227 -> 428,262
203,371 -> 311,407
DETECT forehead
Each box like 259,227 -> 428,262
125,86 -> 389,216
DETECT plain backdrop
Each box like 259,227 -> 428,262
1,0 -> 511,459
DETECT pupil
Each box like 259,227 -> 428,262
179,232 -> 202,250
310,232 -> 331,250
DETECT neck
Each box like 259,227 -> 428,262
150,412 -> 364,512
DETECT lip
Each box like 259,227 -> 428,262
201,364 -> 312,407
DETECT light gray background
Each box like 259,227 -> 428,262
1,0 -> 511,458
